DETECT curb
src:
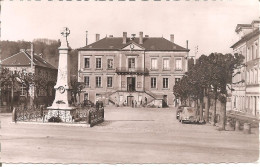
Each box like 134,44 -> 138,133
10,121 -> 91,128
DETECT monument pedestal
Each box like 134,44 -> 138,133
46,106 -> 76,123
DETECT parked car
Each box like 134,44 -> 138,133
176,105 -> 186,119
179,107 -> 199,123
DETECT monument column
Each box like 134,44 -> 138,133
46,27 -> 76,122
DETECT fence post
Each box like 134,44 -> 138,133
23,108 -> 25,121
12,107 -> 16,122
88,111 -> 91,126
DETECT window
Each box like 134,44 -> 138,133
163,78 -> 169,88
255,69 -> 258,84
151,58 -> 158,70
250,70 -> 253,83
107,59 -> 113,69
258,68 -> 260,83
128,58 -> 135,69
119,95 -> 123,102
252,45 -> 254,59
256,43 -> 258,58
151,77 -> 156,88
20,83 -> 26,96
96,76 -> 102,88
138,95 -> 142,102
247,71 -> 250,84
107,77 -> 113,87
175,78 -> 180,84
175,58 -> 182,70
248,47 -> 251,61
84,57 -> 90,68
84,76 -> 90,87
121,81 -> 126,88
84,93 -> 89,101
163,58 -> 170,70
96,58 -> 102,69
96,94 -> 101,102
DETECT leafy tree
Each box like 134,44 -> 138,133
173,52 -> 245,129
173,75 -> 190,105
209,53 -> 245,130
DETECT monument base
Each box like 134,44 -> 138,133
46,106 -> 77,123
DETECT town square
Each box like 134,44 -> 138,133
0,0 -> 259,166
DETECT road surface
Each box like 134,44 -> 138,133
0,107 -> 259,163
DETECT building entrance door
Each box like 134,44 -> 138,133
127,77 -> 136,92
163,95 -> 168,107
127,96 -> 134,107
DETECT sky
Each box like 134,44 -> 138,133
1,0 -> 259,58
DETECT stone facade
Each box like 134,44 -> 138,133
78,32 -> 189,107
231,20 -> 260,117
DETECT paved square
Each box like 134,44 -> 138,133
0,107 -> 259,163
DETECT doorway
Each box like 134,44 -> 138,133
163,95 -> 168,107
127,96 -> 134,107
127,77 -> 136,92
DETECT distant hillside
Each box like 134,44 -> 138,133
0,39 -> 78,77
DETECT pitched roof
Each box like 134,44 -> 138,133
78,37 -> 189,52
235,24 -> 252,33
231,29 -> 260,48
1,50 -> 57,69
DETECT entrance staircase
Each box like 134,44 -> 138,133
104,89 -> 164,107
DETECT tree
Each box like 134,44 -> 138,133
173,75 -> 190,106
173,52 -> 245,129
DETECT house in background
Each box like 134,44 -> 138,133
78,32 -> 189,107
231,20 -> 260,117
0,45 -> 57,107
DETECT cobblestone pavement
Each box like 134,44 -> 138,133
0,106 -> 259,163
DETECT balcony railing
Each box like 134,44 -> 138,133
116,67 -> 149,75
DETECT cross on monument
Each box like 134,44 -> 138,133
61,27 -> 70,42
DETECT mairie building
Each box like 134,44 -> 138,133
78,32 -> 189,107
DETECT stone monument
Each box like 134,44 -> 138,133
46,27 -> 76,122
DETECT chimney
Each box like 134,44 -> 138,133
96,34 -> 100,42
123,32 -> 127,44
86,31 -> 88,46
170,34 -> 174,43
186,40 -> 189,49
30,43 -> 34,70
139,31 -> 143,44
